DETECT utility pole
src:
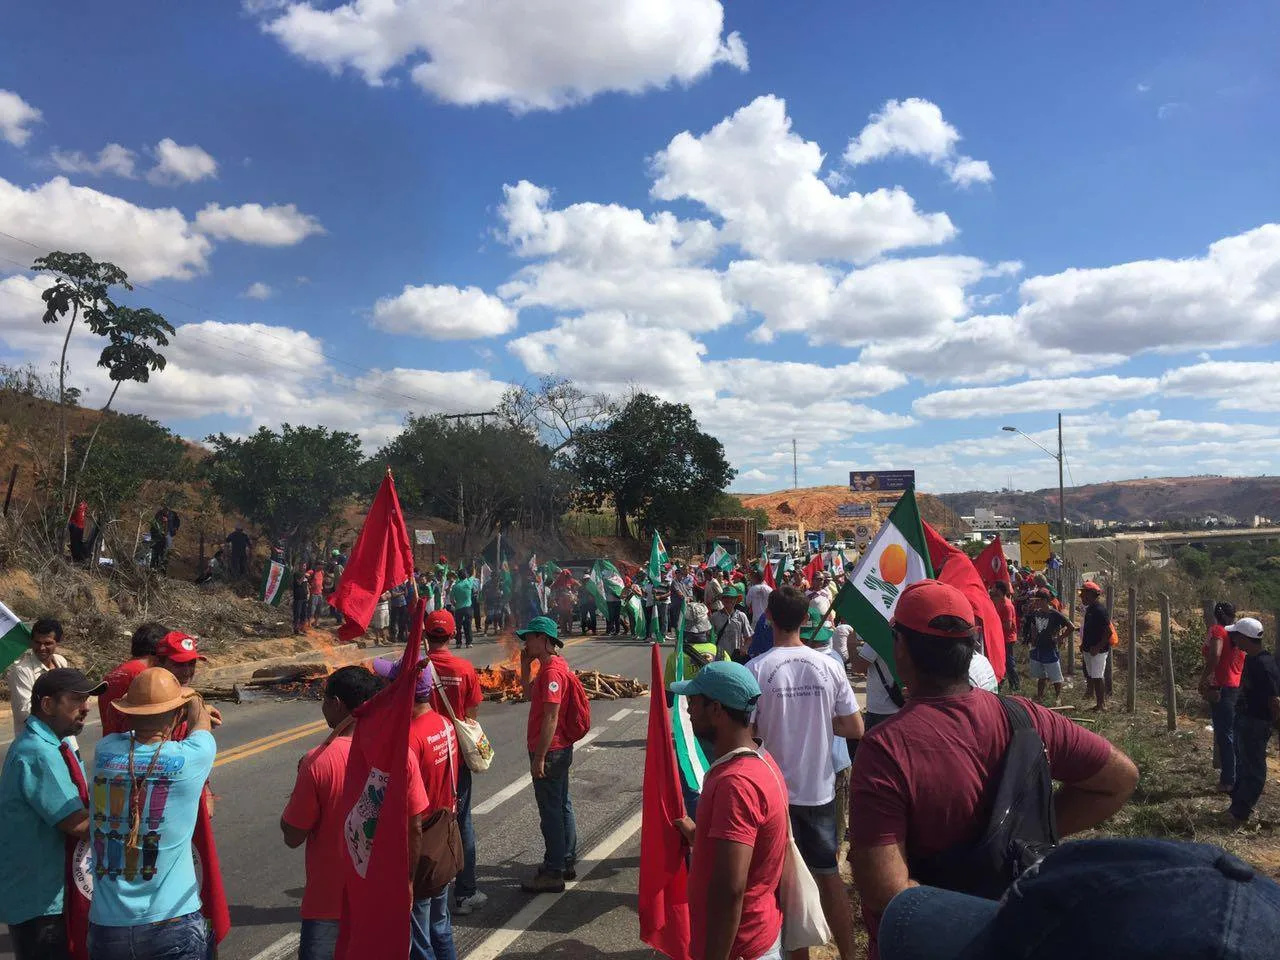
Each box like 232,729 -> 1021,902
441,410 -> 498,551
1058,412 -> 1066,575
792,438 -> 798,490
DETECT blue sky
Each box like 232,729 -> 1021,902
2,0 -> 1279,493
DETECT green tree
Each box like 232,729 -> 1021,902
380,415 -> 574,554
204,425 -> 365,561
707,491 -> 770,529
498,375 -> 616,454
31,252 -> 131,494
570,392 -> 734,541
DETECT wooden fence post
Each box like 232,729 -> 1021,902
1127,585 -> 1138,713
1161,592 -> 1176,731
2,464 -> 17,517
1104,582 -> 1115,695
1204,600 -> 1219,770
1065,568 -> 1077,676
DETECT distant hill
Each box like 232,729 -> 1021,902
938,476 -> 1280,524
738,486 -> 969,539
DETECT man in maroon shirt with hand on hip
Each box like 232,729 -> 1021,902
849,580 -> 1138,959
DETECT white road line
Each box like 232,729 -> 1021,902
462,807 -> 644,960
249,931 -> 300,960
606,707 -> 632,722
0,717 -> 100,748
472,727 -> 601,817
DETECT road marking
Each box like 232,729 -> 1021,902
606,707 -> 632,722
0,717 -> 100,748
213,720 -> 329,768
249,931 -> 300,960
462,807 -> 644,960
472,727 -> 602,817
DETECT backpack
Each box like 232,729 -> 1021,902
1108,621 -> 1120,648
559,667 -> 592,743
909,696 -> 1058,900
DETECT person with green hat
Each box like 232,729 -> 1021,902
710,583 -> 752,663
516,616 -> 579,893
668,661 -> 787,960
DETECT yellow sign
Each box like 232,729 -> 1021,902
1019,523 -> 1052,571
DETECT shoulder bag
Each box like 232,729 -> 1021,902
413,727 -> 464,899
428,661 -> 495,773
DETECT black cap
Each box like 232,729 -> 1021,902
30,668 -> 108,704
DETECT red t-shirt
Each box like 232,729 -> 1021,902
997,597 -> 1018,649
689,750 -> 787,960
850,689 -> 1113,955
526,656 -> 573,754
282,736 -> 428,920
98,658 -> 150,735
427,648 -> 483,720
310,569 -> 324,593
409,710 -> 459,813
1203,624 -> 1246,689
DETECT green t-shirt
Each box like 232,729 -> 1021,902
451,577 -> 475,608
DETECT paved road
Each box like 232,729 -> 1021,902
0,633 -> 663,960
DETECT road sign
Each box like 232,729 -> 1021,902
1019,523 -> 1051,570
849,470 -> 916,492
414,529 -> 435,545
854,524 -> 872,548
837,503 -> 873,519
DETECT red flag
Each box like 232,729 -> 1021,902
332,470 -> 415,642
194,797 -> 230,943
335,600 -> 424,960
639,644 -> 692,960
802,554 -> 823,584
762,556 -> 776,589
60,743 -> 90,960
973,536 -> 1012,591
923,524 -> 1006,682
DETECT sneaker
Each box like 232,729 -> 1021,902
564,866 -> 577,881
520,869 -> 565,893
453,891 -> 488,915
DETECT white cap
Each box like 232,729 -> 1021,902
1226,617 -> 1265,640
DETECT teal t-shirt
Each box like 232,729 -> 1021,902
89,730 -> 216,926
0,717 -> 85,924
451,577 -> 475,608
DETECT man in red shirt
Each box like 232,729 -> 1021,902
281,666 -> 429,960
987,581 -> 1019,692
518,616 -> 578,893
670,661 -> 787,960
849,580 -> 1138,959
1200,602 -> 1246,793
423,611 -> 487,915
98,622 -> 170,735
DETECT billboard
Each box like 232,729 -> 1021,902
849,470 -> 916,492
1019,523 -> 1052,571
836,502 -> 873,519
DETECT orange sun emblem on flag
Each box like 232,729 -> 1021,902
878,544 -> 908,585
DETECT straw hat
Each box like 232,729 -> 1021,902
112,667 -> 196,716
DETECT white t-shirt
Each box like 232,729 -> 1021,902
747,644 -> 860,805
831,623 -> 854,661
745,583 -> 773,626
856,642 -> 901,716
969,652 -> 999,692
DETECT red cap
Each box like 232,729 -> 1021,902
1080,580 -> 1103,595
424,610 -> 455,639
891,580 -> 975,639
155,631 -> 206,663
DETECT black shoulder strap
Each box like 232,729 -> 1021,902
997,694 -> 1034,732
873,659 -> 906,709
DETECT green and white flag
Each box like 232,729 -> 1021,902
0,601 -> 31,673
584,565 -> 609,615
260,559 -> 289,606
706,543 -> 734,572
595,559 -> 625,598
833,489 -> 934,683
670,603 -> 711,795
648,531 -> 668,582
624,593 -> 646,637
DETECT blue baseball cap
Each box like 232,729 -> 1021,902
668,660 -> 761,712
879,838 -> 1280,960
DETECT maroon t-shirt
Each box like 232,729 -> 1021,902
850,689 -> 1113,955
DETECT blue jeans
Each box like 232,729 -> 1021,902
89,912 -> 208,960
531,746 -> 577,875
1230,714 -> 1274,820
410,892 -> 456,960
454,765 -> 477,899
298,919 -> 339,960
1211,687 -> 1240,788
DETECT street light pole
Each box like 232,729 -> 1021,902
1057,412 -> 1066,574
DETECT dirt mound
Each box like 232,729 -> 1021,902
739,486 -> 968,539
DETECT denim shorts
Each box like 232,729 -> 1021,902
789,800 -> 839,875
89,911 -> 208,960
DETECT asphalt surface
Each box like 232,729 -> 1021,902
0,632 -> 664,960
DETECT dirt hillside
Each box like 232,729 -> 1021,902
739,486 -> 968,539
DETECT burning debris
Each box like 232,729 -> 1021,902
476,664 -> 647,703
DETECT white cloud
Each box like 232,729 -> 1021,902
258,0 -> 746,112
1160,361 -> 1280,413
1017,224 -> 1280,354
913,375 -> 1159,419
371,283 -> 518,339
0,90 -> 42,147
706,358 -> 906,403
843,98 -> 993,187
147,138 -> 218,184
194,202 -> 324,246
1136,82 -> 1151,94
0,176 -> 212,282
242,282 -> 274,300
51,143 -> 138,178
351,367 -> 509,415
651,95 -> 955,263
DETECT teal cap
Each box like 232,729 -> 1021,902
516,615 -> 562,646
669,660 -> 761,712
